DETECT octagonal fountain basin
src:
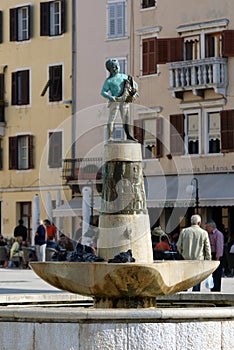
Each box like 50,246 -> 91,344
30,260 -> 219,308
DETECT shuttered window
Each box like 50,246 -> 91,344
108,2 -> 125,38
142,38 -> 157,75
170,114 -> 185,155
222,30 -> 234,57
0,138 -> 3,170
40,0 -> 65,36
48,131 -> 62,168
9,135 -> 34,170
11,70 -> 30,106
0,11 -> 3,43
49,65 -> 62,102
10,6 -> 31,41
157,38 -> 183,64
134,118 -> 163,158
220,110 -> 234,152
0,74 -> 4,123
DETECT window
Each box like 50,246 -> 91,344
141,0 -> 156,9
10,6 -> 31,41
108,2 -> 125,39
220,110 -> 234,152
205,33 -> 222,58
207,112 -> 220,153
9,135 -> 34,170
11,70 -> 30,105
134,118 -> 163,158
186,113 -> 199,154
170,113 -> 200,155
142,37 -> 183,75
0,11 -> 3,43
0,74 -> 5,122
40,0 -> 65,36
49,65 -> 62,102
48,131 -> 62,168
0,138 -> 3,170
118,58 -> 127,74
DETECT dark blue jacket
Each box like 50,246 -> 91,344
35,225 -> 46,246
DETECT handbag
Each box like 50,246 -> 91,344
205,274 -> 214,289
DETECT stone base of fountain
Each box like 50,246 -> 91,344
30,260 -> 219,308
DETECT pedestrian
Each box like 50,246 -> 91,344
43,219 -> 57,241
14,219 -> 27,243
205,220 -> 224,292
35,220 -> 46,262
176,214 -> 211,292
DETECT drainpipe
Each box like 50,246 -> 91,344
71,0 -> 76,163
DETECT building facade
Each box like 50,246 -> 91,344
59,0 -> 234,240
0,0 -> 72,241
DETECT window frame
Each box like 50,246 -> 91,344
10,5 -> 31,42
107,1 -> 126,39
134,117 -> 163,159
48,64 -> 63,102
9,134 -> 34,170
48,130 -> 63,169
40,0 -> 65,37
204,108 -> 222,154
11,69 -> 30,106
184,109 -> 201,155
141,0 -> 156,9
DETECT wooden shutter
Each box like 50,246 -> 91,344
0,139 -> 2,170
220,110 -> 234,152
11,72 -> 17,105
28,5 -> 32,39
134,120 -> 143,144
61,0 -> 65,34
157,38 -> 183,64
49,65 -> 62,101
222,30 -> 234,57
156,117 -> 163,158
9,136 -> 18,169
49,131 -> 62,168
0,11 -> 3,43
28,135 -> 34,169
40,2 -> 50,36
0,74 -> 4,122
10,8 -> 18,41
20,70 -> 30,105
142,38 -> 157,75
170,114 -> 184,155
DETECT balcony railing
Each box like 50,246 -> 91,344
168,57 -> 227,98
62,157 -> 103,182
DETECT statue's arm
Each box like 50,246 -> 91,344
101,80 -> 116,102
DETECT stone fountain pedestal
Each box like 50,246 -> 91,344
97,141 -> 153,263
31,140 -> 219,308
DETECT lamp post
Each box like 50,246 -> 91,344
191,177 -> 199,213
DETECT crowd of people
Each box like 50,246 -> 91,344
1,214 -> 234,293
0,219 -> 81,268
153,214 -> 234,292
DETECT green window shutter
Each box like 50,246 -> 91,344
10,8 -> 18,41
40,2 -> 50,36
9,136 -> 18,169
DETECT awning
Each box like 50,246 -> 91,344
146,173 -> 234,207
52,197 -> 101,217
53,173 -> 234,217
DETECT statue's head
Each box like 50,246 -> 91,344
105,58 -> 120,74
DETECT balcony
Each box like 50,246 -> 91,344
168,57 -> 227,99
62,157 -> 103,191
